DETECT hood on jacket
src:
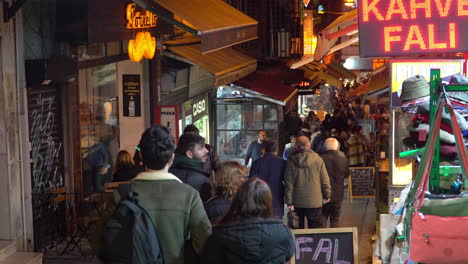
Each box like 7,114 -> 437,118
172,154 -> 205,172
211,219 -> 289,262
289,149 -> 320,168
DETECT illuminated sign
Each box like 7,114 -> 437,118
390,60 -> 463,93
126,3 -> 158,29
128,31 -> 156,62
358,0 -> 468,57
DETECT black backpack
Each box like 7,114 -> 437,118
99,184 -> 164,264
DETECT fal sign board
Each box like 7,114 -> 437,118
358,0 -> 468,57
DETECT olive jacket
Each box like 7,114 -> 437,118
97,172 -> 212,264
284,149 -> 331,208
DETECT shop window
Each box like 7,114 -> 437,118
216,102 -> 278,164
217,104 -> 242,130
79,63 -> 119,194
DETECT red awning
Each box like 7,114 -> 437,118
233,72 -> 298,112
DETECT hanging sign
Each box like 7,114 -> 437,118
156,105 -> 179,143
358,0 -> 468,57
128,31 -> 156,62
126,3 -> 158,29
122,74 -> 141,117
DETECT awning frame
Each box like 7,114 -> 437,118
229,85 -> 297,106
133,0 -> 198,36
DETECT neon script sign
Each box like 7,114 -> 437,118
358,0 -> 468,57
126,3 -> 157,29
128,31 -> 156,62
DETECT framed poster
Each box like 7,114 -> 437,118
155,105 -> 179,143
122,74 -> 141,117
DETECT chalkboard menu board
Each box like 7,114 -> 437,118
291,228 -> 359,264
349,167 -> 375,199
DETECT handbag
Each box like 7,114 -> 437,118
405,94 -> 468,264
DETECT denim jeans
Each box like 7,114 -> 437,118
296,207 -> 323,228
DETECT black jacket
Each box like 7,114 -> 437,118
170,155 -> 212,202
320,150 -> 350,202
202,219 -> 294,264
249,153 -> 286,217
204,194 -> 231,224
112,165 -> 144,182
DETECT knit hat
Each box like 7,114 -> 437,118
400,75 -> 430,103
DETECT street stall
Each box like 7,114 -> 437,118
214,72 -> 298,165
357,0 -> 468,262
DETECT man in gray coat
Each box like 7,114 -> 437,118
285,136 -> 331,228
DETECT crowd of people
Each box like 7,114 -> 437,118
95,96 -> 385,263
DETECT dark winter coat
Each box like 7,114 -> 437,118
170,154 -> 212,201
112,164 -> 144,182
321,150 -> 350,202
201,144 -> 221,175
249,153 -> 286,217
204,194 -> 231,224
201,219 -> 295,264
285,149 -> 331,208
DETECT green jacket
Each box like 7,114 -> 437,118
284,149 -> 331,208
97,172 -> 212,264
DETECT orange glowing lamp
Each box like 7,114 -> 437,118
128,31 -> 156,62
344,0 -> 354,7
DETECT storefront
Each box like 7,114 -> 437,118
215,72 -> 298,165
180,92 -> 211,141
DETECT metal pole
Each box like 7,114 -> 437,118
429,69 -> 441,193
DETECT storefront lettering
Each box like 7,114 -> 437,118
358,0 -> 468,56
161,111 -> 175,115
193,99 -> 206,117
128,31 -> 156,62
126,3 -> 158,29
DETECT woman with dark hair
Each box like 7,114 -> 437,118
112,150 -> 144,182
202,178 -> 295,264
204,161 -> 246,224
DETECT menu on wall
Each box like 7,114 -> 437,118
122,74 -> 141,117
349,167 -> 375,200
292,228 -> 359,264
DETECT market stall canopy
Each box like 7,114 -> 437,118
165,38 -> 257,86
365,64 -> 390,95
232,72 -> 298,113
134,0 -> 258,53
349,82 -> 368,97
314,9 -> 358,61
326,61 -> 356,79
300,63 -> 343,89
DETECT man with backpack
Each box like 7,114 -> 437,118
99,124 -> 212,264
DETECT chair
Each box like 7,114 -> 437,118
104,181 -> 129,193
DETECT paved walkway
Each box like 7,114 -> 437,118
44,189 -> 377,264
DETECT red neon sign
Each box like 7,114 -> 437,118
358,0 -> 467,57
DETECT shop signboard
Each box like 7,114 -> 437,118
358,0 -> 468,57
291,228 -> 359,264
191,93 -> 209,122
349,167 -> 375,200
156,105 -> 179,143
390,60 -> 463,107
122,74 -> 142,117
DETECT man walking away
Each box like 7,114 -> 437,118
183,124 -> 220,175
170,133 -> 212,201
320,138 -> 350,228
244,130 -> 267,166
347,126 -> 365,167
285,136 -> 331,228
250,141 -> 286,218
100,125 -> 212,264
